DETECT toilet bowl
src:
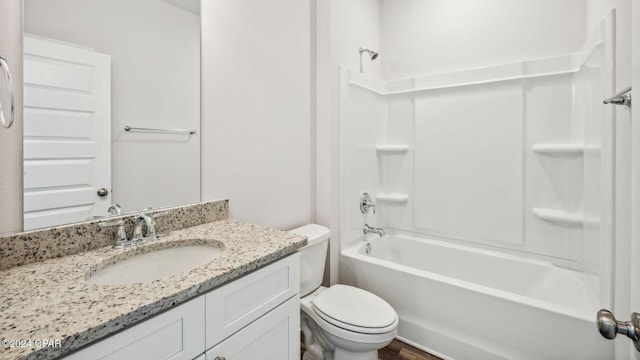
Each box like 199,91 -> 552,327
290,224 -> 398,360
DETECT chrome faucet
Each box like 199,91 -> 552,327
101,204 -> 128,249
363,224 -> 385,237
131,212 -> 157,245
100,206 -> 159,248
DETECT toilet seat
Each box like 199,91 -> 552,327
293,223 -> 399,359
311,284 -> 398,334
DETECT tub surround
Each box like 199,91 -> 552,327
0,201 -> 307,360
341,234 -> 611,360
0,200 -> 229,271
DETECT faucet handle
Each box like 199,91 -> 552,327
107,203 -> 122,216
99,204 -> 124,227
98,217 -> 128,249
143,213 -> 158,241
130,213 -> 147,245
360,193 -> 376,214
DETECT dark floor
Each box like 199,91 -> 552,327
378,339 -> 443,360
301,335 -> 442,360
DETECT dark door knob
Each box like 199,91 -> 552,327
97,188 -> 109,197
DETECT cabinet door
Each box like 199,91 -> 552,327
64,297 -> 205,360
205,253 -> 299,347
205,296 -> 300,360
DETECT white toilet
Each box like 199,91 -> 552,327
290,224 -> 399,360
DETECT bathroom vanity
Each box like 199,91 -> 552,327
0,200 -> 306,360
66,254 -> 300,360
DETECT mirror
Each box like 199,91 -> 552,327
22,0 -> 201,231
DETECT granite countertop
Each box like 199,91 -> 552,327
0,219 -> 307,360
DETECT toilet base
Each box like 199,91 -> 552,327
321,322 -> 392,360
334,347 -> 378,360
300,286 -> 397,360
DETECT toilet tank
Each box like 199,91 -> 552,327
289,224 -> 330,297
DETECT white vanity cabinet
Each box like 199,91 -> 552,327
64,254 -> 300,360
205,296 -> 299,360
64,297 -> 206,360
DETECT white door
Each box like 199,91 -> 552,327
630,2 -> 640,359
598,4 -> 639,359
23,35 -> 111,230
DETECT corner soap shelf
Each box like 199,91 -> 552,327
531,144 -> 584,155
376,144 -> 410,154
375,144 -> 410,206
531,143 -> 602,227
531,143 -> 601,155
532,208 -> 600,225
376,193 -> 409,203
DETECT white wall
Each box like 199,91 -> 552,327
0,1 -> 23,235
200,0 -> 312,230
381,0 -> 586,80
330,0 -> 382,78
315,0 -> 382,283
24,0 -> 201,214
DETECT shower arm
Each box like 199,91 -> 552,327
358,47 -> 379,74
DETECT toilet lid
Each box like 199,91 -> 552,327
311,284 -> 397,333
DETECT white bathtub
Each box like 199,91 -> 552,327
340,234 -> 612,360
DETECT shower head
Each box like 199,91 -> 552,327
359,47 -> 379,73
359,47 -> 379,60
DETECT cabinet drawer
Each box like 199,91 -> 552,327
205,295 -> 300,360
205,253 -> 299,347
65,296 -> 205,360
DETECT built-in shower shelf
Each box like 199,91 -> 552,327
376,193 -> 409,203
531,208 -> 599,225
531,144 -> 584,155
376,144 -> 410,154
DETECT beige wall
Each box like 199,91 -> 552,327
0,1 -> 23,235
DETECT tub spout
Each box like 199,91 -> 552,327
364,224 -> 385,237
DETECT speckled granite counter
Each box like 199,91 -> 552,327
0,201 -> 230,271
0,219 -> 307,360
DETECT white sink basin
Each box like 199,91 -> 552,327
87,245 -> 223,285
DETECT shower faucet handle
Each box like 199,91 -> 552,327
360,192 -> 376,214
